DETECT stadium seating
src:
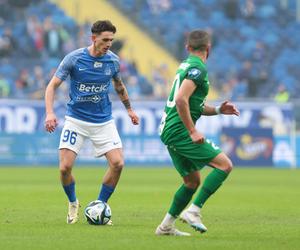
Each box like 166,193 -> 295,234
1,0 -> 299,99
111,0 -> 300,99
0,0 -> 153,99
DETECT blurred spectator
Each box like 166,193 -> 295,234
9,0 -> 32,8
0,74 -> 10,97
0,0 -> 11,20
223,0 -> 239,19
43,17 -> 63,57
220,81 -> 234,100
248,68 -> 268,97
228,77 -> 248,101
238,60 -> 253,81
252,41 -> 266,62
0,28 -> 16,57
241,0 -> 256,19
77,23 -> 90,48
274,84 -> 290,103
175,31 -> 189,60
26,15 -> 44,56
147,0 -> 171,14
14,69 -> 34,98
125,75 -> 141,99
152,63 -> 171,98
58,24 -> 74,54
30,66 -> 47,99
138,75 -> 153,96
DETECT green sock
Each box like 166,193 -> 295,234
194,168 -> 229,208
168,184 -> 196,217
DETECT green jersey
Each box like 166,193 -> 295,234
159,54 -> 210,145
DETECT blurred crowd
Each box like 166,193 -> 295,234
0,0 -> 153,100
1,0 -> 300,101
112,0 -> 300,101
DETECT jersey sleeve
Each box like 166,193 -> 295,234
186,67 -> 205,85
55,54 -> 74,81
112,59 -> 122,81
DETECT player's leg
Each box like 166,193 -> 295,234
179,172 -> 207,233
165,139 -> 225,232
193,152 -> 232,208
59,148 -> 80,224
182,152 -> 232,232
156,147 -> 197,236
59,148 -> 77,200
156,171 -> 199,236
95,148 -> 123,226
168,171 -> 200,219
59,118 -> 86,224
90,120 -> 123,203
98,148 -> 124,202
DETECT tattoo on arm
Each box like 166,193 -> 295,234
114,78 -> 131,109
114,78 -> 126,96
116,87 -> 125,96
122,99 -> 131,110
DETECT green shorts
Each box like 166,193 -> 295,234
167,138 -> 222,177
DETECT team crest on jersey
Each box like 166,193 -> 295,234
104,66 -> 111,75
188,68 -> 201,78
94,61 -> 102,68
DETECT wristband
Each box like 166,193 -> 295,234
215,106 -> 221,115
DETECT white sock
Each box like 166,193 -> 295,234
187,203 -> 201,213
160,213 -> 176,228
70,199 -> 78,205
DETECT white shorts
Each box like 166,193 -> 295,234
59,116 -> 122,157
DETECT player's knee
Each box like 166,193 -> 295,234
223,158 -> 233,173
110,159 -> 124,172
213,154 -> 233,173
184,179 -> 200,189
59,162 -> 73,175
190,180 -> 200,189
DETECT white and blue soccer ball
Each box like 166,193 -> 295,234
84,200 -> 111,225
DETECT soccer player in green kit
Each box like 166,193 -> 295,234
155,30 -> 240,236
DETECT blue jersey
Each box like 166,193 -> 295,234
55,48 -> 121,123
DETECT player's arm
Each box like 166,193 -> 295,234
44,76 -> 63,133
202,101 -> 240,116
113,77 -> 139,125
45,53 -> 72,132
175,79 -> 205,143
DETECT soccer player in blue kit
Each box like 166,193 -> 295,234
44,20 -> 139,224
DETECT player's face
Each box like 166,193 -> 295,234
92,31 -> 114,55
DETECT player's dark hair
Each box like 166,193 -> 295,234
91,20 -> 117,34
187,30 -> 210,51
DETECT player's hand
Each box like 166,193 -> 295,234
45,113 -> 58,133
190,130 -> 205,144
128,109 -> 139,125
220,100 -> 240,116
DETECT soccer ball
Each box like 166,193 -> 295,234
84,200 -> 112,225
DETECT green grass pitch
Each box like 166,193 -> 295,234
0,166 -> 299,250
